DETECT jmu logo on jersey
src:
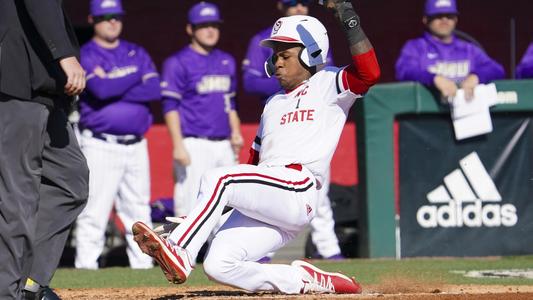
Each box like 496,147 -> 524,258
280,109 -> 315,125
107,66 -> 138,79
428,60 -> 470,81
196,75 -> 231,94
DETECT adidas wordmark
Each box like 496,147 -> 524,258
417,152 -> 518,228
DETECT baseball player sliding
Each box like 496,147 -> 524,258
133,0 -> 380,294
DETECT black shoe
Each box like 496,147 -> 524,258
23,287 -> 61,300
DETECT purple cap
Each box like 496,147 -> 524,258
280,0 -> 310,6
425,0 -> 458,16
90,0 -> 124,16
188,2 -> 222,25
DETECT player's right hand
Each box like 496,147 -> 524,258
173,147 -> 191,167
59,56 -> 86,96
434,75 -> 458,101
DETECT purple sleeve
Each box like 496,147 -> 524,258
242,33 -> 281,97
82,51 -> 142,100
516,44 -> 533,79
230,56 -> 238,110
161,56 -> 185,115
122,48 -> 161,103
122,77 -> 160,103
469,45 -> 505,83
395,40 -> 436,85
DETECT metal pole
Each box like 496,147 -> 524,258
510,18 -> 516,79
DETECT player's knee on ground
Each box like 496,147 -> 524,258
203,252 -> 242,284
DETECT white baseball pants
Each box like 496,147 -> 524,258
173,137 -> 235,217
310,171 -> 342,258
75,136 -> 153,269
168,164 -> 318,293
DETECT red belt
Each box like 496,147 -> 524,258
285,164 -> 303,171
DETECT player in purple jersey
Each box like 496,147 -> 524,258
74,0 -> 161,270
242,0 -> 344,262
395,0 -> 504,101
161,2 -> 243,253
516,43 -> 533,79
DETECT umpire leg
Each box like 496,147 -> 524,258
28,107 -> 89,286
0,97 -> 48,299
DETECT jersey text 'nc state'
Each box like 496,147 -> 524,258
280,109 -> 315,125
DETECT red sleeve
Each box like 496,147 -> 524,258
342,48 -> 381,94
247,148 -> 259,165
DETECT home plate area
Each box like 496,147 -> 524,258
55,284 -> 533,299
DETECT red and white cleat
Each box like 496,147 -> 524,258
132,221 -> 193,284
291,260 -> 362,294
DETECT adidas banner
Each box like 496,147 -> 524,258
398,114 -> 533,257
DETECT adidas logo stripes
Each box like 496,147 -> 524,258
417,152 -> 518,228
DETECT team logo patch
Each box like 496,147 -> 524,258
200,7 -> 216,17
306,204 -> 313,216
435,0 -> 452,8
101,0 -> 118,8
272,20 -> 282,35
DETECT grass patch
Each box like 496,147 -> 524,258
51,256 -> 533,289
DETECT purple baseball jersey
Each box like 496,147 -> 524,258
79,40 -> 161,136
516,43 -> 533,79
395,32 -> 504,85
242,26 -> 334,104
161,46 -> 237,138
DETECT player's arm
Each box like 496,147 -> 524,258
516,44 -> 533,79
164,110 -> 190,167
123,48 -> 161,103
161,56 -> 190,166
227,60 -> 243,158
85,65 -> 143,100
121,76 -> 161,102
395,41 -> 436,85
326,0 -> 380,94
229,110 -> 243,159
469,45 -> 505,84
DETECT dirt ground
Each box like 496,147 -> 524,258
56,284 -> 533,299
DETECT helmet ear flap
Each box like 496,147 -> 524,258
298,47 -> 318,75
299,46 -> 323,68
264,54 -> 276,78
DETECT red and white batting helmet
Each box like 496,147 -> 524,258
261,15 -> 329,76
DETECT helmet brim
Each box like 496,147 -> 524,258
260,36 -> 302,48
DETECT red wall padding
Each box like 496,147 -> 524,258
145,123 -> 358,201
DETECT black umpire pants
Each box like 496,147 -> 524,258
0,96 -> 88,299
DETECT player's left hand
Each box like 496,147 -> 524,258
461,74 -> 479,101
230,132 -> 244,159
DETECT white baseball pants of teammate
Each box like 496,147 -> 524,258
75,135 -> 153,269
173,137 -> 235,217
168,164 -> 318,293
309,169 -> 342,258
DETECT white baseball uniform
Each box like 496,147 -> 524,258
166,66 -> 361,293
75,38 -> 160,269
75,134 -> 153,269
